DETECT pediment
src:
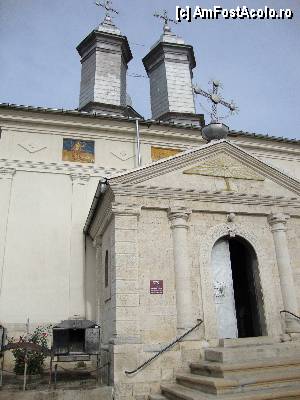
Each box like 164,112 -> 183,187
182,153 -> 264,181
109,140 -> 300,199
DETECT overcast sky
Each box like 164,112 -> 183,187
0,0 -> 299,139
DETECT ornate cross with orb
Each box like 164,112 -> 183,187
194,80 -> 238,123
95,0 -> 118,19
154,9 -> 177,32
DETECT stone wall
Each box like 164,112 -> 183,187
96,188 -> 300,399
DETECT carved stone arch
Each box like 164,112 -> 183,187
199,223 -> 282,339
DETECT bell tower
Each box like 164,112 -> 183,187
77,1 -> 134,116
142,10 -> 203,126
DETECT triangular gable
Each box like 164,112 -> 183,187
108,140 -> 300,197
182,153 -> 264,181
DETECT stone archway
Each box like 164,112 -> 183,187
212,235 -> 265,339
199,222 -> 282,340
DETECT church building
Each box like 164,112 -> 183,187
1,5 -> 300,400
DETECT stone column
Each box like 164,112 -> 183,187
69,173 -> 90,318
268,213 -> 300,333
168,207 -> 194,333
0,168 -> 15,299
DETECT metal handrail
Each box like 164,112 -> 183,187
125,318 -> 203,375
280,310 -> 300,321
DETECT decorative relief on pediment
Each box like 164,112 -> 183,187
18,143 -> 47,154
183,154 -> 264,181
151,146 -> 182,162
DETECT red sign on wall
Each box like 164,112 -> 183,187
150,280 -> 163,294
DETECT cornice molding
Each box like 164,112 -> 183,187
89,188 -> 115,238
111,184 -> 300,210
252,151 -> 300,163
111,202 -> 141,217
0,167 -> 16,180
231,138 -> 300,158
0,115 -> 204,143
0,158 -> 127,178
70,173 -> 90,185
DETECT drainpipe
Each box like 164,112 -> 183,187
135,118 -> 142,167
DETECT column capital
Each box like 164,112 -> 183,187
111,202 -> 141,217
0,168 -> 16,180
70,173 -> 90,185
168,207 -> 191,229
268,213 -> 290,232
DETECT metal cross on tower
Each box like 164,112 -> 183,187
194,80 -> 238,123
95,0 -> 118,20
154,9 -> 177,32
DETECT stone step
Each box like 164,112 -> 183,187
161,382 -> 300,400
190,357 -> 300,379
177,367 -> 300,395
205,342 -> 300,363
218,336 -> 279,348
161,383 -> 216,399
175,372 -> 239,395
238,368 -> 300,392
149,395 -> 168,400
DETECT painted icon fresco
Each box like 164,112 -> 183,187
62,139 -> 95,163
151,146 -> 182,161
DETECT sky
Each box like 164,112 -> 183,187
0,0 -> 299,139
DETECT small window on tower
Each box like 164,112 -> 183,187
105,250 -> 109,288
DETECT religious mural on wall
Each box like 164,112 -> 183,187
151,146 -> 182,162
62,139 -> 95,163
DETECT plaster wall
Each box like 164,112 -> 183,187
1,110 -> 300,180
0,170 -> 98,328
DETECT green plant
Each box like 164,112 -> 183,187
10,325 -> 52,375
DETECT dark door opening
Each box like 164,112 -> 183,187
228,237 -> 263,338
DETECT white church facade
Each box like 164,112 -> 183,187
1,6 -> 300,400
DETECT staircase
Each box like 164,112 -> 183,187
150,337 -> 300,400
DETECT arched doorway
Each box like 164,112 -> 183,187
211,236 -> 265,339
